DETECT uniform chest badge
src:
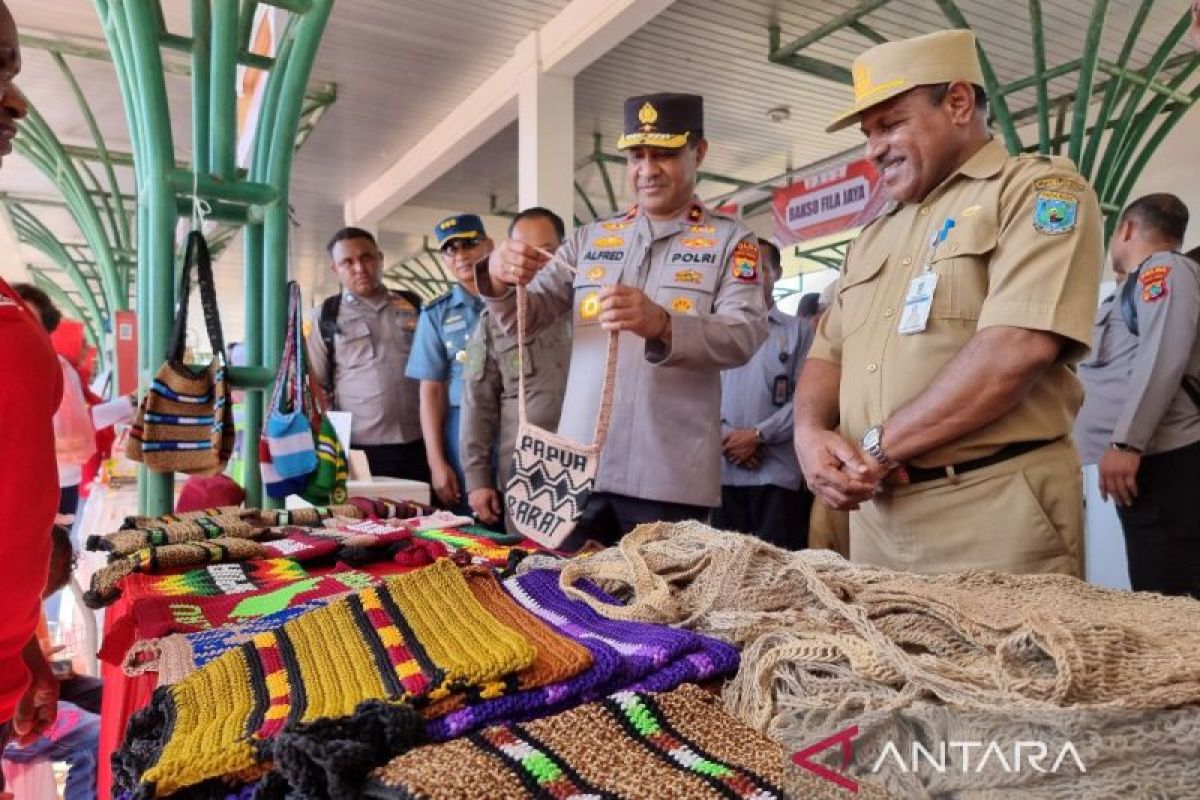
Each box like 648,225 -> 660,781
1032,177 -> 1082,235
688,224 -> 716,234
671,296 -> 695,314
731,240 -> 760,283
1140,265 -> 1171,303
592,236 -> 624,249
579,291 -> 601,320
674,269 -> 703,284
601,221 -> 630,232
680,236 -> 716,249
587,266 -> 606,280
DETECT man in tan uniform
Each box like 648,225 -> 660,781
461,207 -> 572,528
794,30 -> 1102,577
479,93 -> 767,546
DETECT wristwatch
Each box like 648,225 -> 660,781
754,428 -> 766,446
1110,442 -> 1141,454
860,425 -> 899,471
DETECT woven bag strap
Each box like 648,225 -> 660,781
192,231 -> 227,360
165,231 -> 199,362
515,276 -> 619,449
270,286 -> 299,414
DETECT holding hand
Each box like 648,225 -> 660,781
13,637 -> 59,746
598,285 -> 670,341
468,487 -> 503,526
489,239 -> 551,287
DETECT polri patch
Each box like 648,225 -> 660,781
731,240 -> 760,283
1032,177 -> 1083,235
1140,264 -> 1171,303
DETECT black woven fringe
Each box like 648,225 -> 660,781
112,687 -> 175,799
255,698 -> 426,800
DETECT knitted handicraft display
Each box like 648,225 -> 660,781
506,569 -> 739,695
369,684 -> 791,800
122,507 -> 251,529
253,504 -> 362,528
347,496 -> 430,520
115,559 -> 536,799
84,538 -> 271,608
88,514 -> 260,556
542,521 -> 1200,798
125,568 -> 424,685
416,527 -> 531,569
423,568 -> 594,740
129,568 -> 377,642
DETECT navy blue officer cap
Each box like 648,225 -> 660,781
617,93 -> 704,150
434,214 -> 487,249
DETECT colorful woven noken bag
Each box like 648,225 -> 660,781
505,284 -> 619,549
300,385 -> 349,506
83,538 -> 271,608
86,513 -> 259,556
127,230 -> 235,475
264,282 -> 318,482
114,558 -> 536,799
369,683 -> 791,800
423,568 -> 594,739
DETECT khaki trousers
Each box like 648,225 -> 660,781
851,438 -> 1084,577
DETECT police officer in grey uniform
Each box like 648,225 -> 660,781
1075,193 -> 1200,598
406,215 -> 489,511
712,240 -> 814,549
307,227 -> 429,482
478,93 -> 768,546
461,207 -> 571,529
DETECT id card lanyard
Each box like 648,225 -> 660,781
898,218 -> 955,335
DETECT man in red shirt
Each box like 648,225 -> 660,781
0,0 -> 63,770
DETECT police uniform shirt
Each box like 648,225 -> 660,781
306,289 -> 422,446
1077,252 -> 1200,462
478,199 -> 768,508
809,140 -> 1103,467
720,307 -> 813,490
460,307 -> 572,492
405,283 -> 485,407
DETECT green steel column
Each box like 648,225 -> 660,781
1068,0 -> 1110,166
242,222 -> 264,508
210,0 -> 238,180
122,0 -> 180,515
191,0 -> 212,176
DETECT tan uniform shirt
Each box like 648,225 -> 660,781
306,290 -> 423,446
478,199 -> 768,507
809,140 -> 1103,467
1076,252 -> 1200,462
460,308 -> 572,492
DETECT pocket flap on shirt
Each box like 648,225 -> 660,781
338,319 -> 370,341
932,218 -> 999,262
840,249 -> 887,291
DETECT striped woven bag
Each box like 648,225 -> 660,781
127,231 -> 235,475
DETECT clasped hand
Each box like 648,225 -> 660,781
795,428 -> 890,510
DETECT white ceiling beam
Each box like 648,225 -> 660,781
344,0 -> 674,227
380,205 -> 512,241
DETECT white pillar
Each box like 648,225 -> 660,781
517,32 -> 575,229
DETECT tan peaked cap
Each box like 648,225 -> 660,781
826,29 -> 985,133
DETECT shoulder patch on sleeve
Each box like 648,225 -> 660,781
1032,176 -> 1083,235
1140,264 -> 1172,303
731,240 -> 760,283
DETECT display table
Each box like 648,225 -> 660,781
286,477 -> 431,507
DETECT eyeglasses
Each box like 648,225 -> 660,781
442,238 -> 482,254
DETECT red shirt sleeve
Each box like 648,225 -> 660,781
0,278 -> 62,723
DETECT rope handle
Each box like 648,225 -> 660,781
515,247 -> 618,449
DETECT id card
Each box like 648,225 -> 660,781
898,272 -> 939,335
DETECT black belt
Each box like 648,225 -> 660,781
903,439 -> 1059,485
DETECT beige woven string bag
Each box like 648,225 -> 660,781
505,282 -> 618,548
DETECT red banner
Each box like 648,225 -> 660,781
772,156 -> 886,245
